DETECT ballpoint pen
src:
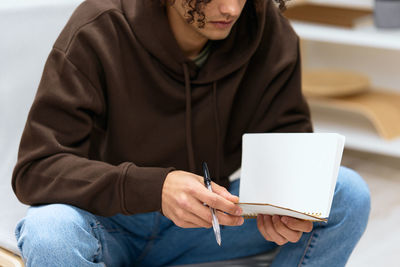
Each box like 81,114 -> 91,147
202,162 -> 222,246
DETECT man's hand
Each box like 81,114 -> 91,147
257,215 -> 313,245
161,170 -> 244,228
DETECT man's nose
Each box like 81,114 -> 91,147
219,0 -> 243,18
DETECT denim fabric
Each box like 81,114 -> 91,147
15,166 -> 370,266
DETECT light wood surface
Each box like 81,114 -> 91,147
302,69 -> 371,97
0,248 -> 23,267
284,3 -> 372,28
308,90 -> 400,140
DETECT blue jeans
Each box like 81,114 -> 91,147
15,167 -> 370,266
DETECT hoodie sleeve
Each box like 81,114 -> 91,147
12,46 -> 174,217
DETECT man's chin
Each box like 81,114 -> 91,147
203,30 -> 232,41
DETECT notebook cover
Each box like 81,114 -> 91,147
239,133 -> 345,221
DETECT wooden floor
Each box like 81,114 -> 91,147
343,149 -> 400,267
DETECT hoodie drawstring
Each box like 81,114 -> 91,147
182,63 -> 221,182
183,63 -> 196,173
212,82 -> 221,182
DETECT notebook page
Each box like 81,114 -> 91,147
239,133 -> 344,218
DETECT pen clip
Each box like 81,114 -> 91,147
202,162 -> 211,186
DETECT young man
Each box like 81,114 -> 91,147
13,0 -> 370,266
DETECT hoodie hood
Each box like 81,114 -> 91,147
122,0 -> 267,83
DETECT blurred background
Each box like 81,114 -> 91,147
0,0 -> 399,266
283,1 -> 400,265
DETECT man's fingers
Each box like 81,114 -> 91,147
257,214 -> 272,241
281,216 -> 313,233
194,187 -> 242,216
171,198 -> 212,228
263,215 -> 288,245
162,171 -> 242,229
169,201 -> 209,228
175,218 -> 209,229
175,204 -> 243,228
187,201 -> 217,228
211,182 -> 239,203
272,216 -> 302,243
216,210 -> 244,226
186,197 -> 243,227
179,212 -> 212,228
176,194 -> 243,227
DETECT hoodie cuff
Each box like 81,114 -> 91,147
123,163 -> 175,215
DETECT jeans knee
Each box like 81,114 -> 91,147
16,204 -> 100,264
335,167 -> 371,230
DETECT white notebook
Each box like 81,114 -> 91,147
238,133 -> 345,222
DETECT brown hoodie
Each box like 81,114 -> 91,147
12,0 -> 312,217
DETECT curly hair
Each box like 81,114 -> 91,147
162,0 -> 290,28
